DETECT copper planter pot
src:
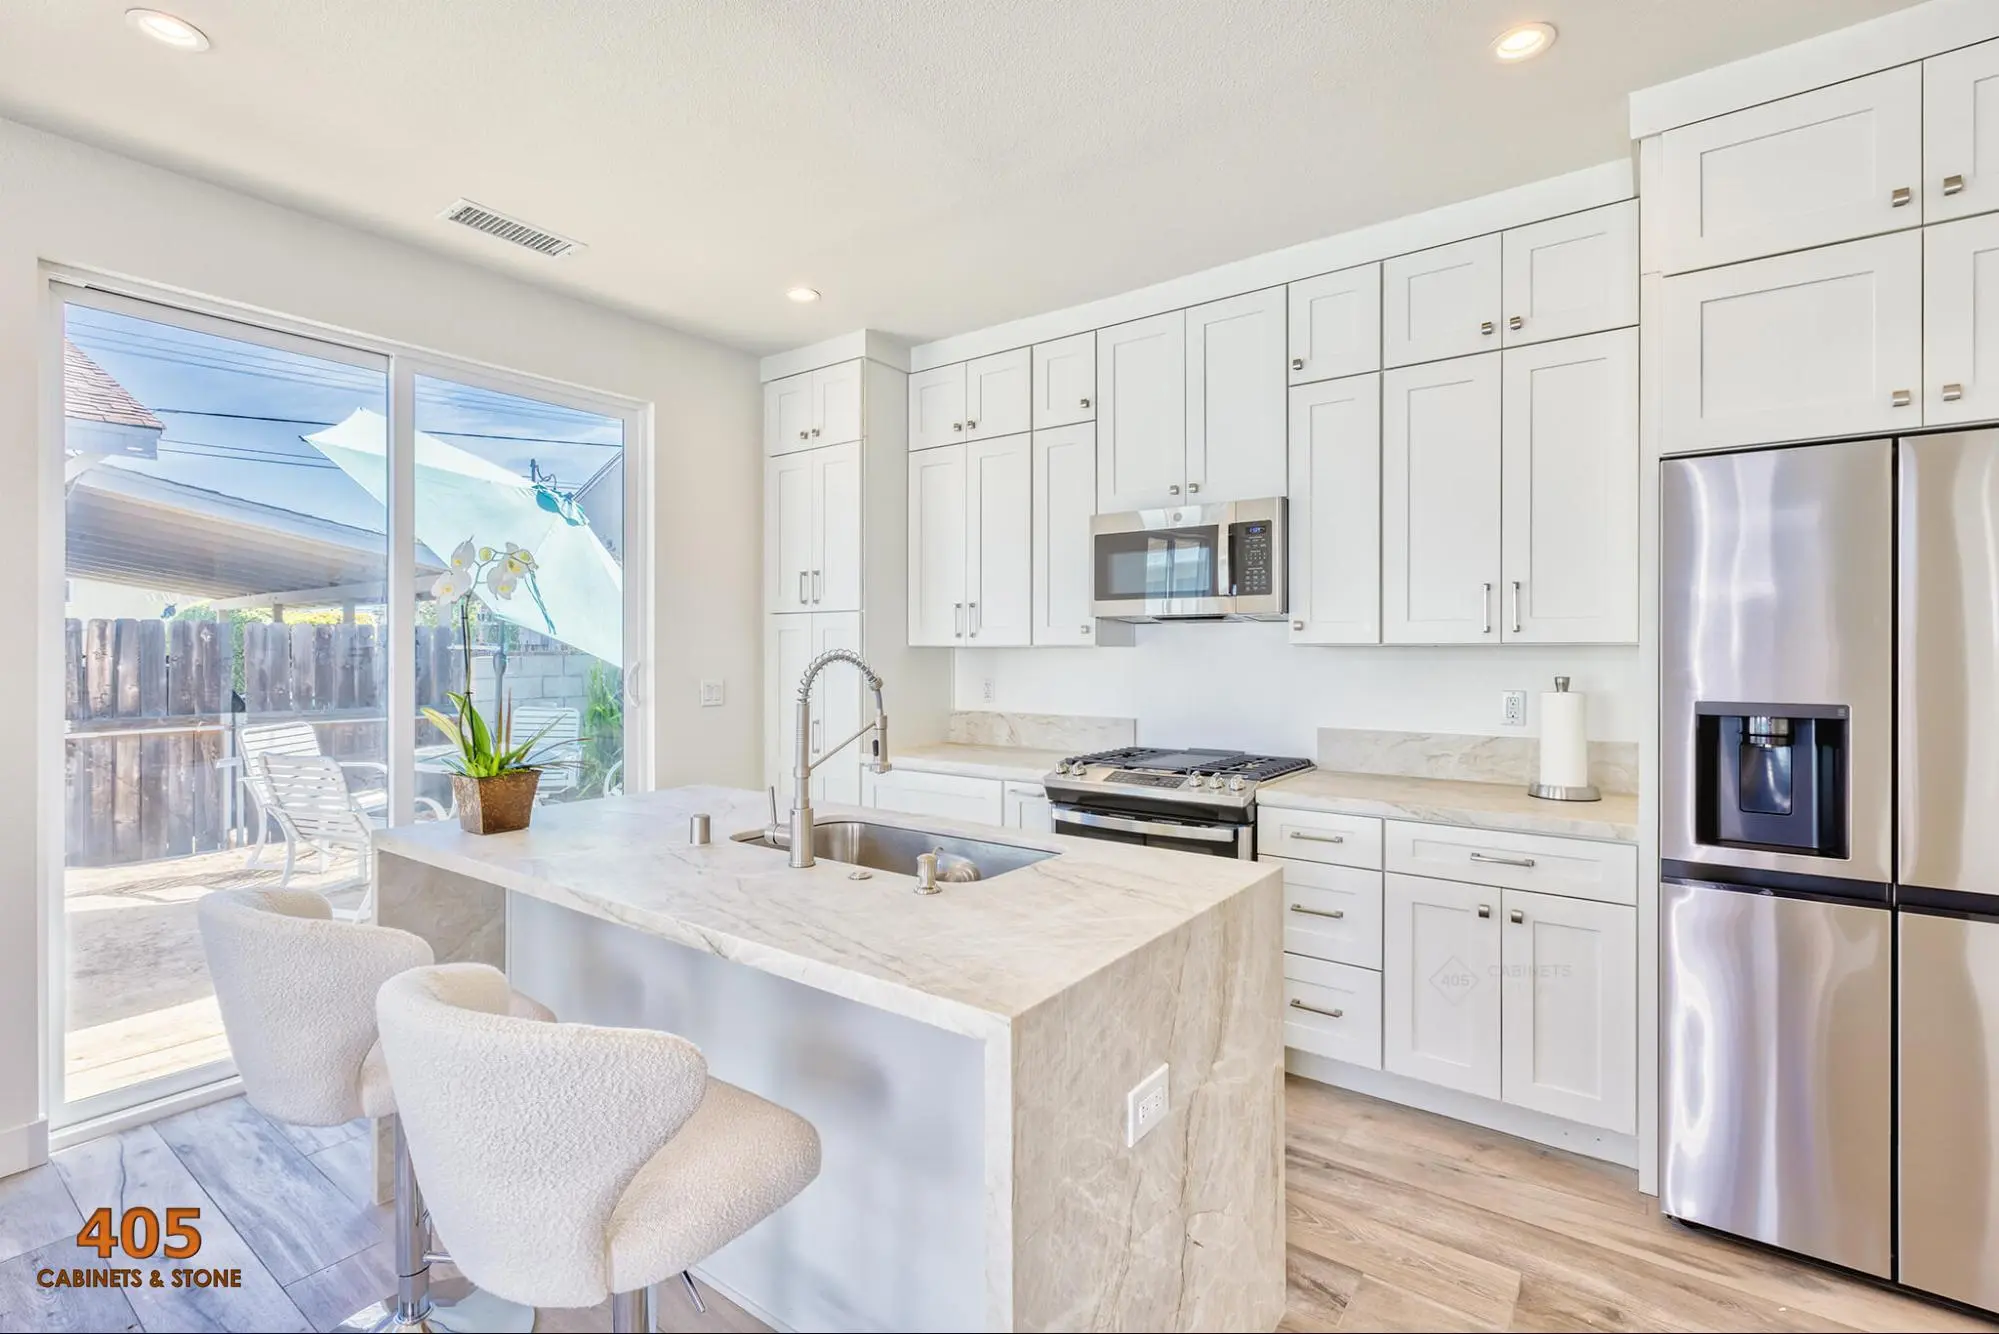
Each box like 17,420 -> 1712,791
452,770 -> 540,834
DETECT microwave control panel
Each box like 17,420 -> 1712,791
1233,521 -> 1273,596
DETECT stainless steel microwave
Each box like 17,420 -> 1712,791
1090,498 -> 1287,621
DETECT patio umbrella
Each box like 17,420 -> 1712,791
304,409 -> 624,666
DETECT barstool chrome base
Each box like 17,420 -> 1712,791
334,1285 -> 536,1333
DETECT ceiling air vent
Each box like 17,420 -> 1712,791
438,199 -> 583,258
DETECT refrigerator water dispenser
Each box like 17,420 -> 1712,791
1694,702 -> 1849,858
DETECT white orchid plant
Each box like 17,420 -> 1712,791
423,538 -> 562,779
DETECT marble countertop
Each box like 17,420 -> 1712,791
1257,769 -> 1639,842
886,741 -> 1070,784
374,786 -> 1277,1037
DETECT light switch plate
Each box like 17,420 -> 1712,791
1127,1063 -> 1169,1147
699,680 -> 725,708
1501,689 -> 1527,728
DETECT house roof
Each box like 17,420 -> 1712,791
64,341 -> 164,430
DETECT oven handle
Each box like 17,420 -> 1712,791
1052,807 -> 1240,844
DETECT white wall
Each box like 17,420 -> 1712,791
0,115 -> 762,1166
956,627 -> 1643,756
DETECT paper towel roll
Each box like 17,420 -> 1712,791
1538,678 -> 1591,790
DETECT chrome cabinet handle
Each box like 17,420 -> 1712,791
1292,619 -> 1305,631
812,570 -> 823,603
1188,482 -> 1201,494
1080,624 -> 1092,635
1288,830 -> 1345,844
1480,321 -> 1496,336
797,429 -> 809,441
1289,998 -> 1344,1020
1477,904 -> 1492,919
953,602 -> 964,637
1471,851 -> 1537,868
1291,357 -> 1305,371
1893,388 -> 1914,408
954,421 -> 965,432
1892,186 -> 1914,207
969,601 -> 979,638
1508,315 -> 1524,331
811,426 -> 821,437
1481,582 -> 1493,634
1943,383 -> 1965,402
1289,903 -> 1346,920
966,418 -> 977,430
1510,580 -> 1522,634
1079,396 -> 1091,408
1944,174 -> 1967,197
798,571 -> 809,605
1169,484 -> 1181,495
1509,908 -> 1525,924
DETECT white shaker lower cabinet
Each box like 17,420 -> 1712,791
1288,374 -> 1380,645
1382,353 -> 1502,644
1002,782 -> 1052,832
862,769 -> 1004,825
964,435 -> 1032,647
1096,310 -> 1187,511
1499,888 -> 1637,1134
1031,424 -> 1097,645
1500,330 -> 1638,644
764,612 -> 862,804
1661,231 -> 1922,452
1185,288 -> 1287,503
907,446 -> 968,646
1382,872 -> 1503,1098
1924,212 -> 1999,426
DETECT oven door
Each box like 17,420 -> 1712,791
1092,504 -> 1234,619
1052,805 -> 1254,859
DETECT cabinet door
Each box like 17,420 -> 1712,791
1288,374 -> 1380,645
1923,213 -> 1999,426
1289,264 -> 1381,384
1382,873 -> 1502,1098
1003,782 -> 1053,832
765,372 -> 815,455
1031,423 -> 1098,646
1500,888 -> 1636,1133
863,769 -> 1005,825
966,434 -> 1033,647
1382,353 -> 1502,644
765,451 -> 814,611
809,612 -> 864,805
1926,38 -> 1999,224
811,360 -> 864,447
764,614 -> 815,791
965,347 -> 1032,440
1501,330 -> 1638,644
1382,234 -> 1502,368
1661,232 -> 1922,452
1658,64 -> 1922,274
1187,289 -> 1287,502
1501,201 -> 1638,347
1033,332 -> 1096,428
906,445 -> 967,646
1097,311 -> 1187,510
909,363 -> 968,452
810,441 -> 862,612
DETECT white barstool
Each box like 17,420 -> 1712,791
196,888 -> 547,1333
375,962 -> 823,1333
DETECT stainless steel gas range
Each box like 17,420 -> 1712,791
1041,746 -> 1314,859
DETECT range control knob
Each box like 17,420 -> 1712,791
1228,776 -> 1247,794
1207,774 -> 1225,790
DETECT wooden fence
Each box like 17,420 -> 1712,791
64,618 -> 467,868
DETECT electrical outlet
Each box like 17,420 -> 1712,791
1501,689 -> 1528,728
981,677 -> 997,703
1126,1063 -> 1170,1147
699,680 -> 725,708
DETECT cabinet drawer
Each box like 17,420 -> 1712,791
862,769 -> 1004,826
1273,859 -> 1383,969
1258,806 -> 1382,868
1283,955 -> 1382,1070
1384,821 -> 1635,906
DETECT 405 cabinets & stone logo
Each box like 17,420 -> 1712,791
35,1206 -> 244,1292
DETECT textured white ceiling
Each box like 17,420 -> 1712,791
0,0 -> 1928,353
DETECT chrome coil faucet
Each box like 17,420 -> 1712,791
790,649 -> 891,868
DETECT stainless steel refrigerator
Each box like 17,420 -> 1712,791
1661,432 -> 1999,1311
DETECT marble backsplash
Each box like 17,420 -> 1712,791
948,711 -> 1136,753
1317,728 -> 1639,795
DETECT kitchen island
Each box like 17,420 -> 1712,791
373,786 -> 1284,1333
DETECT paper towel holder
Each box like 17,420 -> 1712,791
1528,676 -> 1602,802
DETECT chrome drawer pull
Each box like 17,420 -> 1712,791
1470,851 -> 1536,868
1289,998 -> 1344,1020
1943,383 -> 1965,402
1288,830 -> 1345,844
1289,903 -> 1346,920
1892,186 -> 1914,207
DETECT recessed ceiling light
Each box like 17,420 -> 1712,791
126,8 -> 211,52
786,287 -> 821,304
1492,21 -> 1556,63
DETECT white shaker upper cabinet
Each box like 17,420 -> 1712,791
1661,231 -> 1922,453
1926,213 -> 1999,427
1501,330 -> 1638,645
909,363 -> 968,452
1288,264 -> 1381,385
1031,423 -> 1098,646
1288,374 -> 1381,645
764,372 -> 815,455
1382,234 -> 1502,368
906,445 -> 968,646
1382,353 -> 1502,644
965,347 -> 1032,440
811,360 -> 864,447
1383,873 -> 1502,1100
1501,201 -> 1638,347
1032,332 -> 1096,429
1927,38 -> 1999,224
1186,289 -> 1287,503
1658,64 -> 1922,274
810,440 -> 862,613
1096,310 -> 1187,511
1499,888 -> 1637,1134
965,434 -> 1033,647
764,450 -> 814,611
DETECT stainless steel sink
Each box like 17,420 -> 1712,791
732,819 -> 1054,880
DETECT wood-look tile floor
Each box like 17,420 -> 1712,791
0,1078 -> 1990,1332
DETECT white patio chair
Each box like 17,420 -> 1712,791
255,754 -> 384,920
510,704 -> 581,801
239,721 -> 442,868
